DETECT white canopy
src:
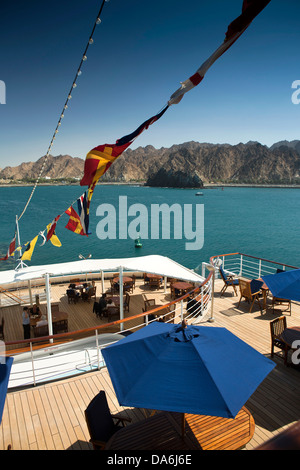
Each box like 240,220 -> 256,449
0,255 -> 204,285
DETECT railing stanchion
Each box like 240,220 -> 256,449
30,341 -> 36,387
95,329 -> 100,370
206,265 -> 215,323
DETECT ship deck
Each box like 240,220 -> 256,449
1,277 -> 300,450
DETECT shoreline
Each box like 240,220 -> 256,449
1,182 -> 300,189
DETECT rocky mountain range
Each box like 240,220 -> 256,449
1,140 -> 300,187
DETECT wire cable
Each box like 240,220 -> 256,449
17,0 -> 108,222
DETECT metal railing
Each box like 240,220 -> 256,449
3,273 -> 214,388
206,252 -> 299,280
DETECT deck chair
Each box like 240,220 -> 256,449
107,306 -> 120,323
270,316 -> 290,365
143,297 -> 156,312
219,266 -> 239,296
53,320 -> 68,335
33,324 -> 49,338
272,296 -> 292,315
85,391 -> 131,450
0,317 -> 4,341
124,293 -> 130,313
237,279 -> 263,313
66,289 -> 79,304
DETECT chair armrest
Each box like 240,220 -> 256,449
111,414 -> 132,426
89,438 -> 106,449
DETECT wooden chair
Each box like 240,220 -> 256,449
66,289 -> 79,304
82,286 -> 97,303
270,316 -> 290,365
123,281 -> 133,294
143,298 -> 156,312
219,266 -> 239,296
53,320 -> 68,335
161,306 -> 175,324
109,279 -> 119,294
149,277 -> 161,289
124,293 -> 130,313
85,391 -> 131,450
272,297 -> 292,315
107,306 -> 120,323
0,317 -> 4,341
143,273 -> 150,285
237,279 -> 263,313
170,284 -> 181,299
33,324 -> 49,338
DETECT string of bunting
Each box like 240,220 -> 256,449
0,0 -> 271,263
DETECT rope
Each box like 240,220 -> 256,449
17,0 -> 108,222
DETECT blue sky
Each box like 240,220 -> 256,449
0,0 -> 299,167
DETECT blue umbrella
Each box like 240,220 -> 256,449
262,269 -> 300,302
0,357 -> 13,425
102,322 -> 275,419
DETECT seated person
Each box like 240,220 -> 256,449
36,314 -> 48,327
93,294 -> 107,317
107,298 -> 116,307
67,288 -> 80,297
30,304 -> 41,316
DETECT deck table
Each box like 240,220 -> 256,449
105,406 -> 255,451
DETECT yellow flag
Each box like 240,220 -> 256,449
21,235 -> 38,261
46,223 -> 62,247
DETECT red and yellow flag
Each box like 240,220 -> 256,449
65,205 -> 88,236
80,141 -> 131,188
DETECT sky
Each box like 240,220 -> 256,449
0,0 -> 299,167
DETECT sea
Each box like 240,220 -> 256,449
0,185 -> 300,273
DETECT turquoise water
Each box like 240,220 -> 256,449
0,185 -> 300,272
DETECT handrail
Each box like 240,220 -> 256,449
209,252 -> 299,270
0,286 -> 26,304
4,273 -> 213,355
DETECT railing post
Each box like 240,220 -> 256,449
239,254 -> 243,276
119,266 -> 124,332
180,300 -> 184,321
206,265 -> 215,323
30,341 -> 36,387
95,330 -> 100,370
258,259 -> 262,278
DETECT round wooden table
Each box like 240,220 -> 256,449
172,282 -> 193,291
147,273 -> 162,279
113,276 -> 132,284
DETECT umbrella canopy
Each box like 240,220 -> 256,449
262,269 -> 300,302
0,357 -> 13,425
102,322 -> 275,419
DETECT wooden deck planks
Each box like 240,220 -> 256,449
1,277 -> 300,450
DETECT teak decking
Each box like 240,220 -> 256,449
1,278 -> 300,450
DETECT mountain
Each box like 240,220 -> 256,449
1,140 -> 300,186
0,154 -> 84,181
